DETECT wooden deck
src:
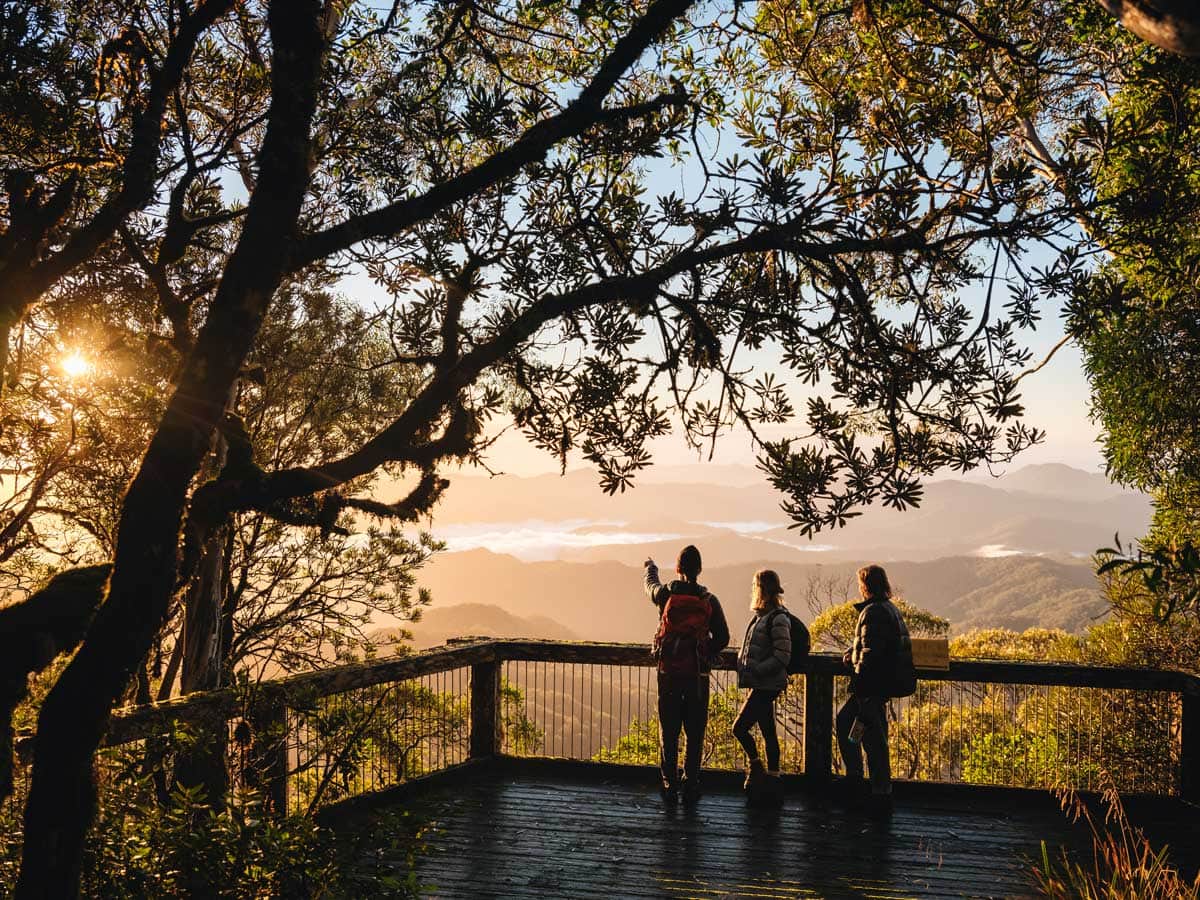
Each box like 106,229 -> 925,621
332,761 -> 1200,899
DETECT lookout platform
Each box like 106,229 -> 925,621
336,759 -> 1200,899
36,638 -> 1197,899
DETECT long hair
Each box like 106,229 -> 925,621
751,569 -> 784,613
857,564 -> 892,602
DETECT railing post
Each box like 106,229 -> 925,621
804,667 -> 834,787
470,659 -> 501,760
1184,692 -> 1198,804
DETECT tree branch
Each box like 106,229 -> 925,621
1096,0 -> 1200,56
290,0 -> 695,267
15,0 -> 238,302
257,217 -> 1012,506
16,3 -> 328,892
339,468 -> 449,522
0,565 -> 109,802
1012,333 -> 1073,386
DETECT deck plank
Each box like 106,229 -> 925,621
341,766 -> 1200,899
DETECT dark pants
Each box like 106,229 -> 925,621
657,673 -> 709,783
732,689 -> 781,770
836,695 -> 891,795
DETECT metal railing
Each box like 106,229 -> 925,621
8,640 -> 1198,818
491,642 -> 1196,799
496,649 -> 806,773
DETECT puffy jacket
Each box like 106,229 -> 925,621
848,597 -> 913,699
645,562 -> 730,674
737,606 -> 792,691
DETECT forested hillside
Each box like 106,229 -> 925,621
406,551 -> 1105,643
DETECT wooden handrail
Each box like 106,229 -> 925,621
11,638 -> 1190,808
104,640 -> 498,745
486,640 -> 1200,694
97,639 -> 1199,747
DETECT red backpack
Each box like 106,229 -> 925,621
652,590 -> 712,675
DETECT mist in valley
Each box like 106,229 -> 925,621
385,463 -> 1150,649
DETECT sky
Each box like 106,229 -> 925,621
340,245 -> 1105,482
331,25 -> 1110,485
477,343 -> 1102,477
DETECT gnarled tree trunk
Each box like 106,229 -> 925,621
0,566 -> 109,804
172,523 -> 232,804
1098,0 -> 1200,56
14,5 -> 328,896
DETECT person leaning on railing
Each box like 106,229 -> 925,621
644,545 -> 730,804
837,564 -> 915,819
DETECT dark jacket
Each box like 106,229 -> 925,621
737,606 -> 792,691
848,597 -> 913,698
645,562 -> 730,673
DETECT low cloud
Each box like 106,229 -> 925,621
438,519 -> 683,562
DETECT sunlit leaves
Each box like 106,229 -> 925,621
7,0 -> 1160,551
1066,54 -> 1200,623
1097,535 -> 1200,622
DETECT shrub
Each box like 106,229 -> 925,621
1,779 -> 426,898
1033,775 -> 1200,899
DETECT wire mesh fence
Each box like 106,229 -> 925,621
284,666 -> 471,813
831,676 -> 1182,794
498,660 -> 806,773
4,667 -> 476,822
3,643 -> 1191,830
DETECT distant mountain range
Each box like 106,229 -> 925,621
427,463 -> 1150,562
381,602 -> 579,650
402,550 -> 1106,645
968,463 -> 1128,502
389,463 -> 1145,645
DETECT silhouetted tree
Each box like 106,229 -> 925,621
4,2 -> 1197,895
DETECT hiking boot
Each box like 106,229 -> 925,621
680,775 -> 701,804
747,767 -> 783,807
743,758 -> 767,793
659,775 -> 679,803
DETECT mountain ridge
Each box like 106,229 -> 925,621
376,601 -> 579,649
412,549 -> 1105,643
395,463 -> 1131,645
428,463 -> 1149,562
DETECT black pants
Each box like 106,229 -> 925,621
732,689 -> 781,770
657,673 -> 709,783
836,695 -> 891,794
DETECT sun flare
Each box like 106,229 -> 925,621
61,352 -> 92,379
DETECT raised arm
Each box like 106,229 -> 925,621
644,558 -> 669,609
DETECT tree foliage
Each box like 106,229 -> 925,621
1073,55 -> 1200,497
949,627 -> 1084,662
1069,53 -> 1200,620
0,1 -> 1193,893
809,596 -> 950,651
593,680 -> 802,772
0,772 -> 427,899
